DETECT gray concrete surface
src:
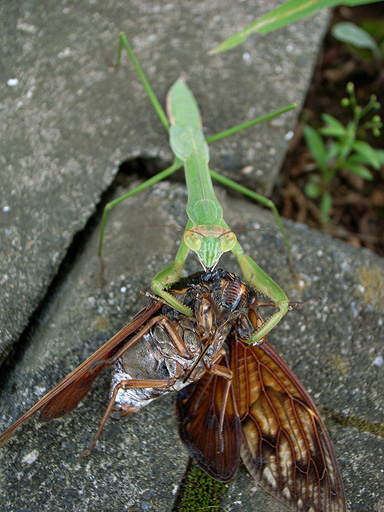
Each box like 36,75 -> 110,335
0,184 -> 383,511
1,1 -> 383,512
1,0 -> 329,362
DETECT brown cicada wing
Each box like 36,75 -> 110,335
230,333 -> 347,512
0,300 -> 163,446
176,354 -> 241,482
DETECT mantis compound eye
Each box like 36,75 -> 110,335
219,231 -> 237,253
184,230 -> 202,252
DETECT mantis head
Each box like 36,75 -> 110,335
184,225 -> 237,271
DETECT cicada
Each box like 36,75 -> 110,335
0,269 -> 256,451
0,269 -> 347,511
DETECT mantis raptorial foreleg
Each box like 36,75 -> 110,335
100,33 -> 297,343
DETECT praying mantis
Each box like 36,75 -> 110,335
99,34 -> 297,344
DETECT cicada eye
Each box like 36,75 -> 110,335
220,232 -> 237,253
184,230 -> 202,252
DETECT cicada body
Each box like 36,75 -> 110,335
108,268 -> 255,418
0,269 -> 255,448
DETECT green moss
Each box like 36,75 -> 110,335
339,415 -> 384,438
177,465 -> 226,512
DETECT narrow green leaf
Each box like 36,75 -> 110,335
303,125 -> 327,173
347,153 -> 376,167
209,0 -> 382,54
331,22 -> 380,53
320,192 -> 332,224
319,126 -> 346,138
319,114 -> 346,137
352,140 -> 381,169
343,161 -> 373,180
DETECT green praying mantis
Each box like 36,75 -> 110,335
99,33 -> 297,344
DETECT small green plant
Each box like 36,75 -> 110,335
303,81 -> 383,224
331,21 -> 384,63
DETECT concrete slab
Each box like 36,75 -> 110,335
0,0 -> 330,362
3,2 -> 381,511
0,183 -> 383,511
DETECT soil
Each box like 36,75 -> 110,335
276,4 -> 384,256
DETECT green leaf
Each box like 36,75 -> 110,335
343,161 -> 373,180
347,153 -> 376,167
209,0 -> 381,54
320,192 -> 332,224
375,149 -> 384,164
303,125 -> 327,174
352,140 -> 381,169
344,150 -> 384,169
319,114 -> 346,137
331,22 -> 380,54
326,141 -> 342,161
319,127 -> 345,138
304,181 -> 321,199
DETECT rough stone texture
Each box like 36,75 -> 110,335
0,183 -> 383,511
1,1 -> 383,512
0,0 -> 330,362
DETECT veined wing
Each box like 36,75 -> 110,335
231,333 -> 347,512
176,353 -> 241,482
0,300 -> 162,446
